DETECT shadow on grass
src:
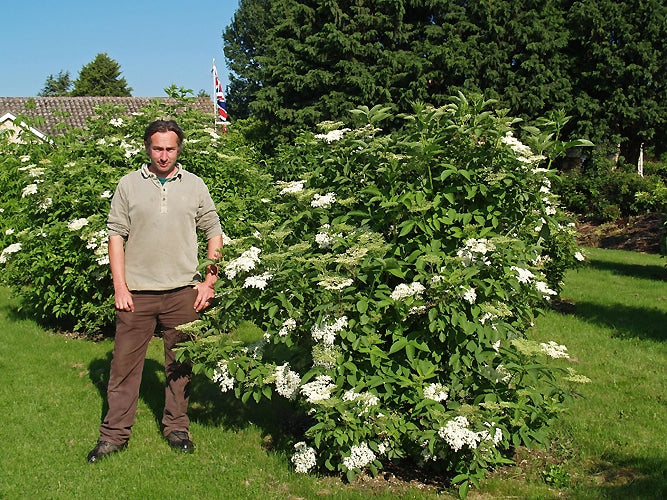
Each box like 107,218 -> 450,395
563,301 -> 667,342
591,455 -> 667,500
588,258 -> 667,282
87,347 -> 306,454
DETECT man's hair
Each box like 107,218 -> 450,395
143,119 -> 184,147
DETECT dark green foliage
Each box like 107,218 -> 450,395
555,153 -> 667,223
223,0 -> 666,159
71,53 -> 133,97
565,0 -> 667,162
38,70 -> 73,96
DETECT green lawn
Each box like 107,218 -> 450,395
0,247 -> 665,499
483,248 -> 667,499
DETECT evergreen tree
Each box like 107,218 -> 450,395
223,0 -> 666,157
565,0 -> 667,161
224,0 -> 273,120
71,53 -> 132,97
38,70 -> 73,96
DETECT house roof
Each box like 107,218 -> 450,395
0,96 -> 215,137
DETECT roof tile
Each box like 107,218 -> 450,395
0,96 -> 215,137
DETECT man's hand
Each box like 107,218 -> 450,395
193,282 -> 215,312
114,287 -> 134,312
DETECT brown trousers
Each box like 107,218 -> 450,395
98,286 -> 199,445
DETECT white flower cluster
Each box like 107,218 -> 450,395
109,118 -> 124,127
274,363 -> 301,398
574,251 -> 585,262
342,442 -> 376,471
542,194 -> 557,216
67,218 -> 89,231
462,287 -> 477,304
342,389 -> 380,415
212,361 -> 234,392
438,416 -> 482,452
511,266 -> 535,284
86,229 -> 107,250
86,229 -> 110,266
532,254 -> 552,268
291,442 -> 317,473
480,362 -> 512,384
176,319 -> 205,336
318,276 -> 353,291
311,316 -> 347,345
22,183 -> 38,197
243,271 -> 273,289
480,312 -> 497,328
423,383 -> 449,402
457,238 -> 494,266
315,224 -> 342,248
564,367 -> 591,384
311,192 -> 336,208
408,305 -> 427,316
314,128 -> 350,143
0,243 -> 22,264
535,281 -> 557,297
100,190 -> 113,199
38,197 -> 52,210
540,341 -> 570,359
221,232 -> 233,246
277,318 -> 297,337
390,281 -> 425,301
479,424 -> 504,446
26,167 -> 45,177
315,231 -> 334,248
120,140 -> 141,158
277,179 -> 306,195
300,375 -> 336,403
500,132 -> 546,165
224,246 -> 261,279
203,127 -> 220,140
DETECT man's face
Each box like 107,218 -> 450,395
145,131 -> 180,177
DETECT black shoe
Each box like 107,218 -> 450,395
165,431 -> 194,453
87,441 -> 127,463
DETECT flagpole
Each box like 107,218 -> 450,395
212,58 -> 217,123
212,58 -> 229,133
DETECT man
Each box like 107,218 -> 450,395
87,119 -> 223,463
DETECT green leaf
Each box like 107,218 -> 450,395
389,337 -> 408,354
458,480 -> 470,499
398,220 -> 416,237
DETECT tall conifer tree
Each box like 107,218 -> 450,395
71,53 -> 132,97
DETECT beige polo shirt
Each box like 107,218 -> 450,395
107,164 -> 222,291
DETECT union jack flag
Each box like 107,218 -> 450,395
212,60 -> 228,122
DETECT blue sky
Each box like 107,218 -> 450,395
0,1 -> 239,97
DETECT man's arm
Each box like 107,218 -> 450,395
109,234 -> 134,312
193,233 -> 224,312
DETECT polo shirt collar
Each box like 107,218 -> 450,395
141,163 -> 183,180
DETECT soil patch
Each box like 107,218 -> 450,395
575,212 -> 664,254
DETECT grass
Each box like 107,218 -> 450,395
0,287 -> 435,499
0,247 -> 665,499
482,247 -> 667,499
